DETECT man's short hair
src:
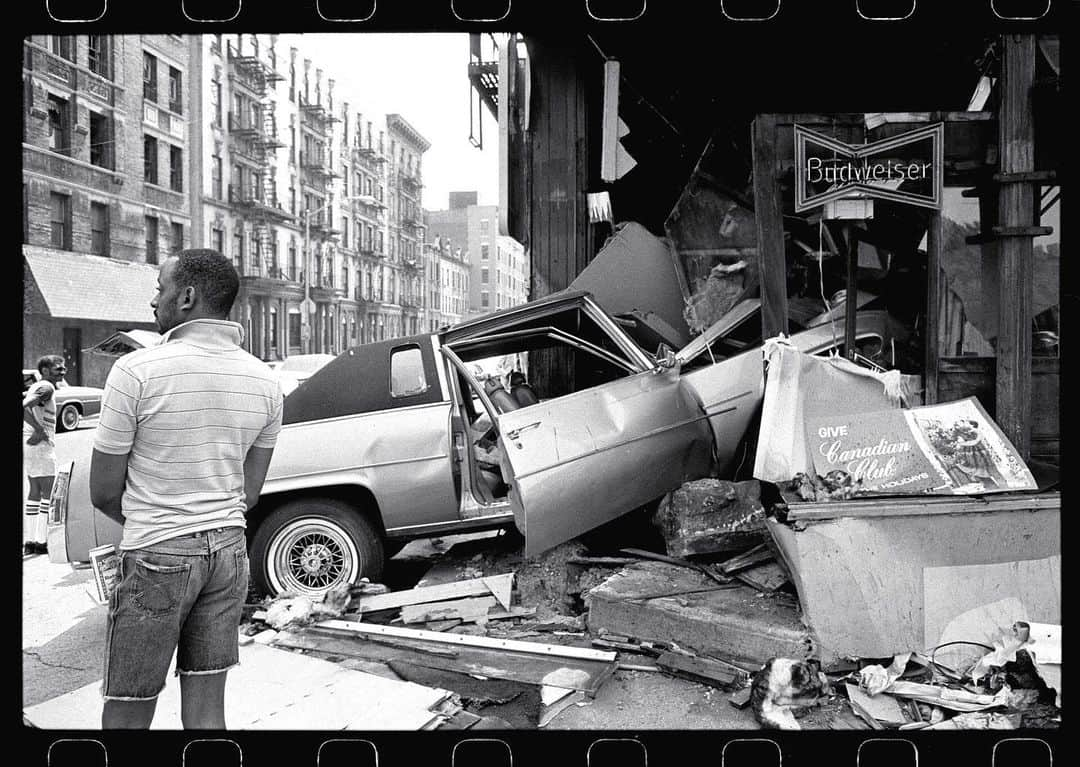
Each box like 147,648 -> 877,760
173,249 -> 240,316
37,354 -> 64,374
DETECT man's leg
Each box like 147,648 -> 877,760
24,476 -> 41,550
102,699 -> 158,729
34,474 -> 54,547
179,671 -> 228,729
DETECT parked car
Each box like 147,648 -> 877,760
272,354 -> 337,396
48,289 -> 900,597
21,370 -> 103,432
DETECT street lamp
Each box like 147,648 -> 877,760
302,195 -> 365,354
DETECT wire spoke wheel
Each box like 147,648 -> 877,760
267,518 -> 360,598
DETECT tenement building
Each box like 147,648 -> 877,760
385,114 -> 430,339
23,34 -> 194,387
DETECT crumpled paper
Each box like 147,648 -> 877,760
859,652 -> 911,695
263,583 -> 352,630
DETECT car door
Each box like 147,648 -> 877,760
447,351 -> 717,558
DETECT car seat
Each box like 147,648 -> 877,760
509,372 -> 539,407
484,377 -> 520,414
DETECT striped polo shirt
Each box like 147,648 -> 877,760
94,319 -> 283,551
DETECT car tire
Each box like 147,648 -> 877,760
249,499 -> 385,599
58,403 -> 80,432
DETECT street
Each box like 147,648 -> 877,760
23,421 -> 759,729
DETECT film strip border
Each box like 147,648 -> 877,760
33,0 -> 1062,26
26,732 -> 1061,766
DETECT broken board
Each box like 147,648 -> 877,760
352,573 -> 514,613
273,627 -> 615,695
656,651 -> 744,688
734,561 -> 789,592
401,596 -> 497,624
845,683 -> 908,727
24,642 -> 451,730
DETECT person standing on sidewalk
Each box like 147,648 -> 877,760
23,355 -> 66,556
90,249 -> 283,729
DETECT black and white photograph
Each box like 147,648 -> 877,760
20,1 -> 1063,762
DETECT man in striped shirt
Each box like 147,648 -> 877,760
91,249 -> 283,729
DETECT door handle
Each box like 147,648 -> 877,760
505,421 -> 541,440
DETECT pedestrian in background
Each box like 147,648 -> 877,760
90,249 -> 283,729
23,354 -> 66,556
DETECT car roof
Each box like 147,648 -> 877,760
441,290 -> 594,342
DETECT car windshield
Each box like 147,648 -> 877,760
278,355 -> 335,374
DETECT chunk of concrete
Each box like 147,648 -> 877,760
653,479 -> 767,558
585,561 -> 812,667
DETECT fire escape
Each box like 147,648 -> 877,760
227,43 -> 288,278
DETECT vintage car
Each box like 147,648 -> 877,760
22,370 -> 103,432
48,289 -> 898,598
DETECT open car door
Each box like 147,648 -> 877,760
442,343 -> 718,558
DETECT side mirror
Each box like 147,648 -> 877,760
655,343 -> 677,370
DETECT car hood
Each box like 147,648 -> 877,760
57,385 -> 103,398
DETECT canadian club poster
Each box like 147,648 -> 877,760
806,397 -> 1037,496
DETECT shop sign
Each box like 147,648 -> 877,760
806,396 -> 1037,496
795,123 -> 944,212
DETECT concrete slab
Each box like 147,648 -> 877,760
584,562 -> 812,666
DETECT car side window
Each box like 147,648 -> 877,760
390,345 -> 429,398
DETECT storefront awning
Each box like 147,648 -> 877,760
23,246 -> 158,324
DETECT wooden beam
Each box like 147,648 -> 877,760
752,114 -> 788,338
996,33 -> 1037,459
924,209 -> 942,404
316,619 -> 618,663
351,573 -> 514,613
783,491 -> 1059,522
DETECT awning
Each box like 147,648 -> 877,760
23,246 -> 158,324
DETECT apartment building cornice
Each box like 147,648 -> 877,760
386,113 -> 431,153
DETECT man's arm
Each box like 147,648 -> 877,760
90,449 -> 129,525
23,383 -> 53,442
242,447 -> 275,511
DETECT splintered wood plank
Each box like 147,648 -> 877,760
273,628 -> 616,694
719,544 -> 772,575
656,651 -> 741,688
734,562 -> 789,592
845,683 -> 907,727
352,573 -> 515,613
401,597 -> 497,624
316,619 -> 616,662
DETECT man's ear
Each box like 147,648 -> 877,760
180,285 -> 197,310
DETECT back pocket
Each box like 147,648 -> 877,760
129,558 -> 191,618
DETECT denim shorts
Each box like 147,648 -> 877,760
102,526 -> 249,701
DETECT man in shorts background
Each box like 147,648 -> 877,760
23,354 -> 66,556
90,249 -> 283,729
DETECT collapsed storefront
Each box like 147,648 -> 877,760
480,18 -> 1062,726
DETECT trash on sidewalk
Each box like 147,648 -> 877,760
258,583 -> 353,631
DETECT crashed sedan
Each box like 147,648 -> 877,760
244,290 -> 893,597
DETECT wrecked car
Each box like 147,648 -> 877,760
50,290 -> 895,598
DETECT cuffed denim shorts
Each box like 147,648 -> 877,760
102,526 -> 249,701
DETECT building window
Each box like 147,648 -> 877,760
212,155 -> 222,199
234,230 -> 245,273
143,52 -> 157,103
144,135 -> 158,184
47,94 -> 69,155
51,35 -> 75,62
289,62 -> 295,102
49,193 -> 71,250
89,111 -> 111,169
342,265 -> 349,294
145,216 -> 159,264
212,227 -> 224,255
480,243 -> 489,261
168,67 -> 182,114
481,291 -> 489,309
289,180 -> 296,215
87,36 -> 110,79
341,216 -> 349,248
288,241 -> 298,281
171,221 -> 183,252
90,202 -> 109,256
481,268 -> 489,284
480,219 -> 490,235
169,146 -> 183,192
211,75 -> 221,126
